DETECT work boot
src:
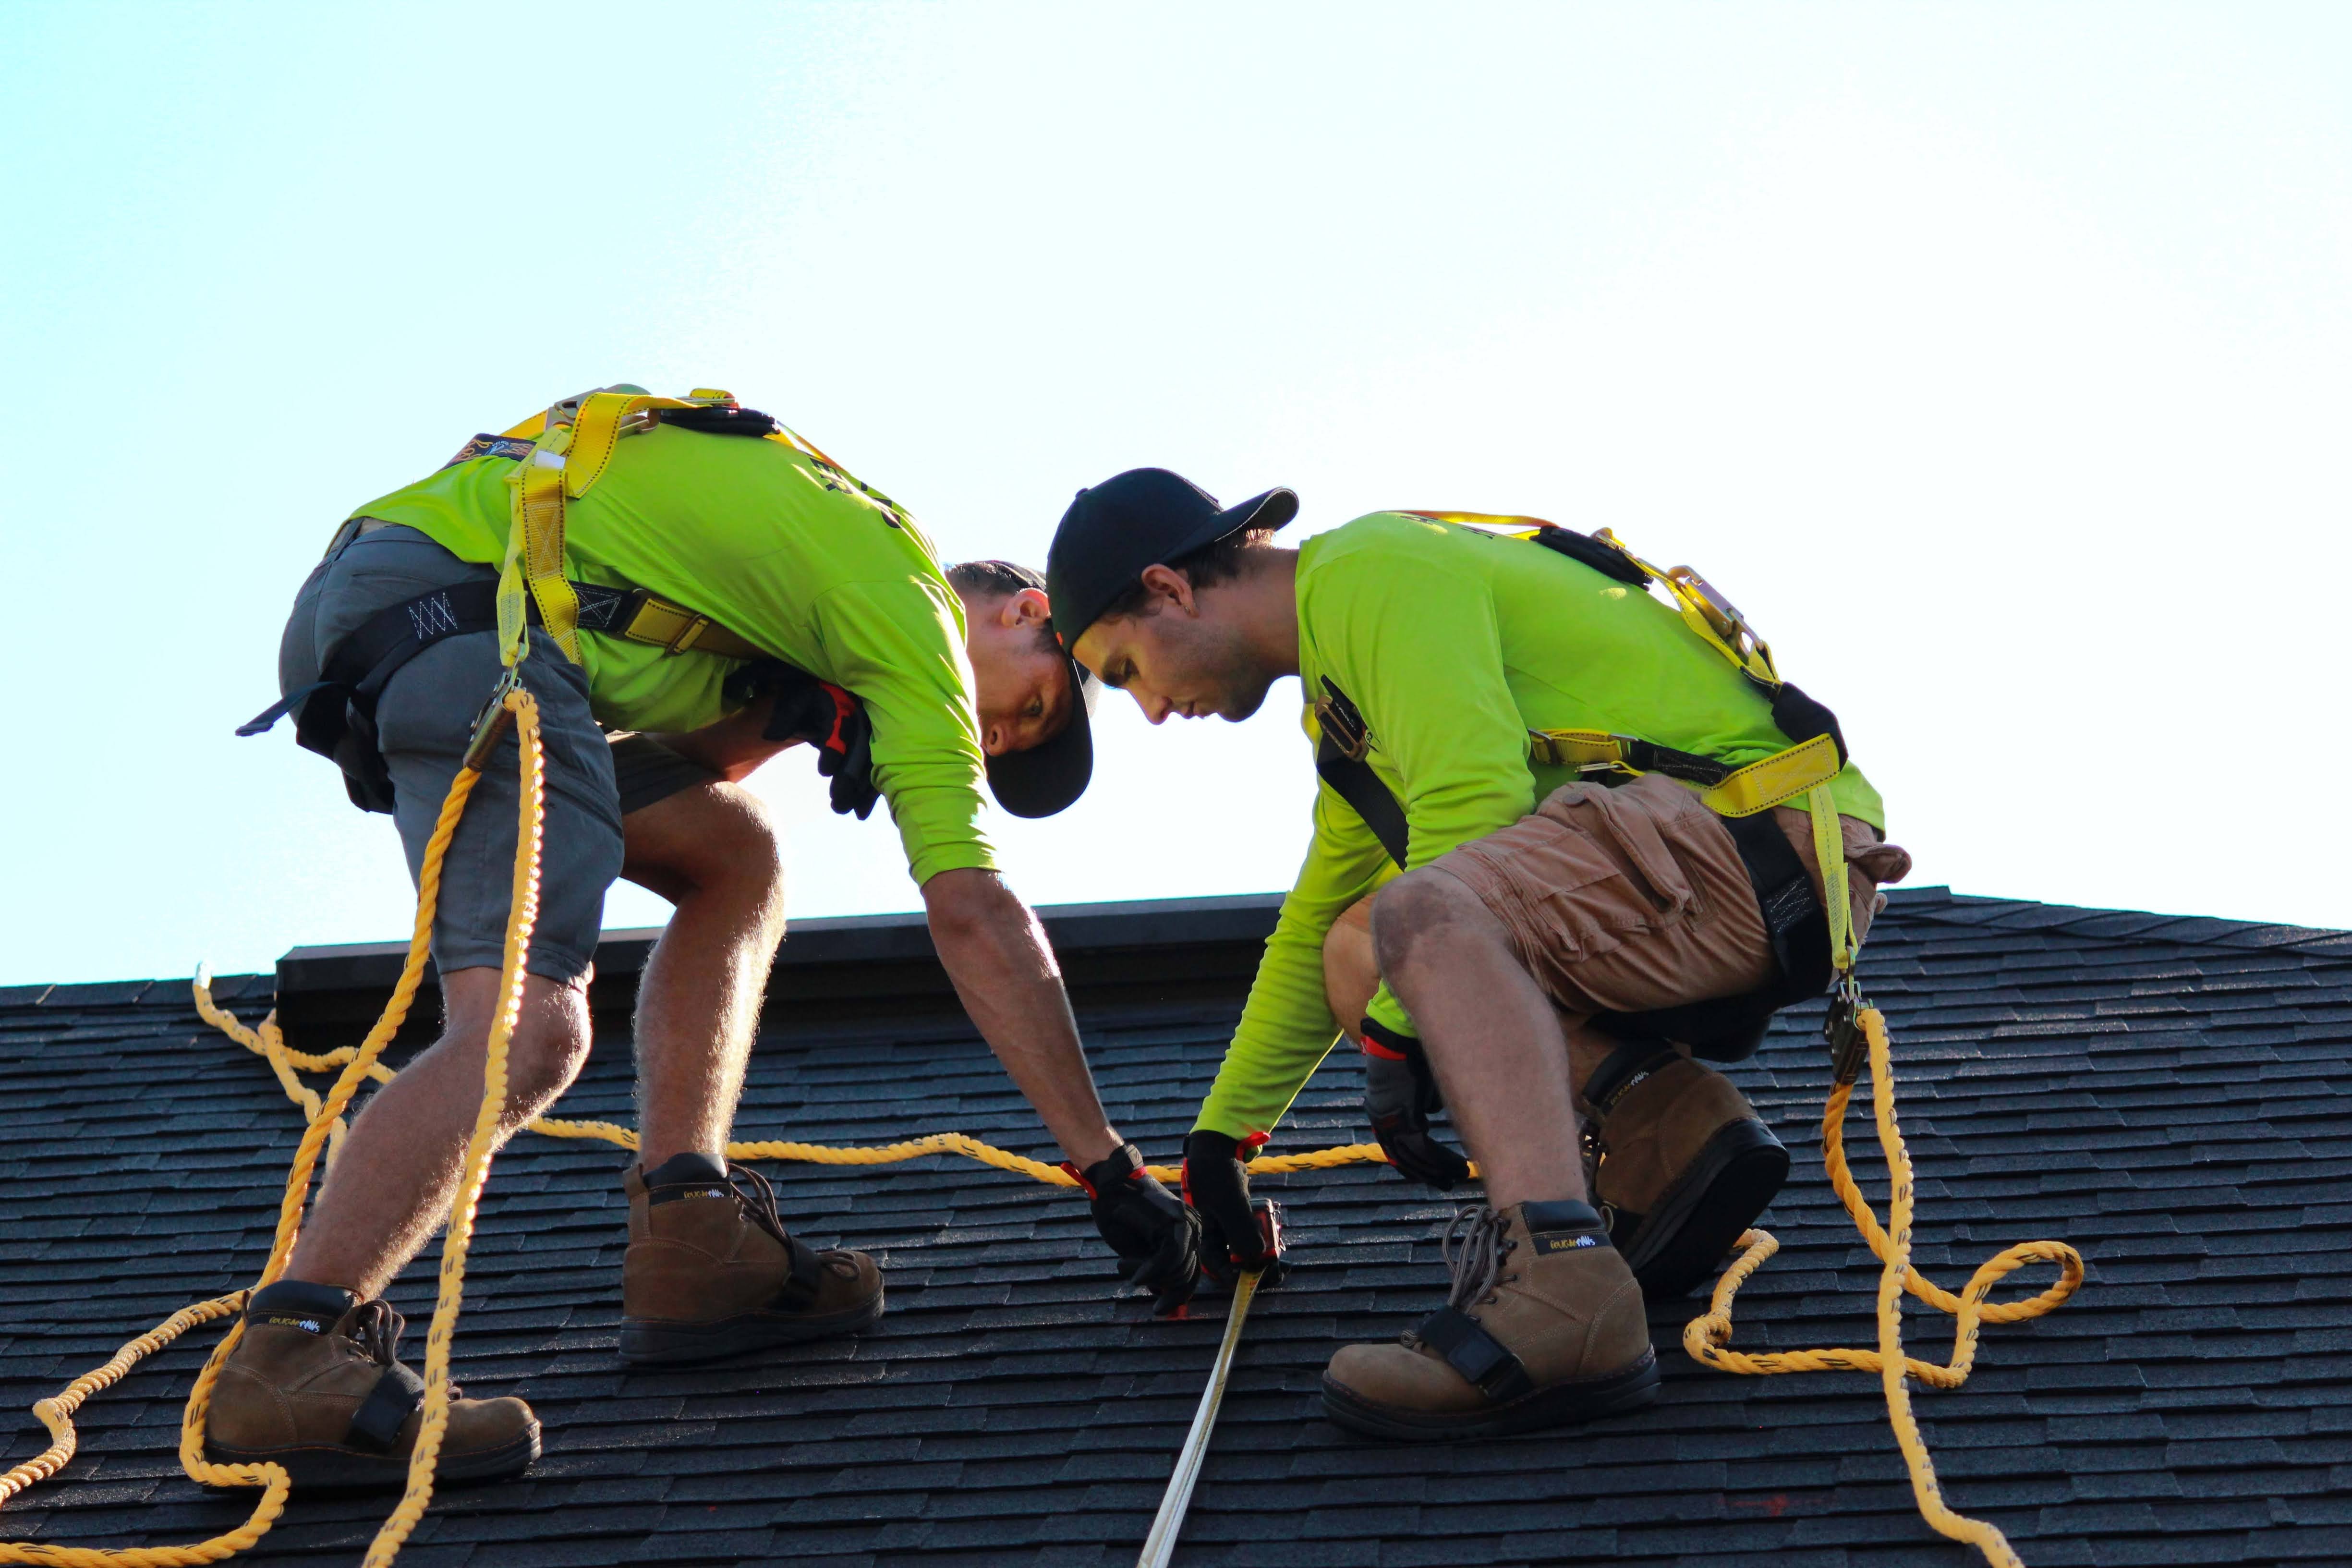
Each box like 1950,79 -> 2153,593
205,1280 -> 539,1489
1320,1200 -> 1659,1441
1582,1044 -> 1789,1300
618,1154 -> 883,1364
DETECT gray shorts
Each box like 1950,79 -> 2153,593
279,523 -> 721,983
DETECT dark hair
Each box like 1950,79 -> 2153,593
1093,527 -> 1276,624
947,559 -> 1061,656
947,559 -> 1046,600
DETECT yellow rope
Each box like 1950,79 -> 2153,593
0,698 -> 521,1566
1683,1006 -> 2084,1567
13,718 -> 2081,1568
193,990 -> 1397,1192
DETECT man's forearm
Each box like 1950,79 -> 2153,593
922,867 -> 1123,1167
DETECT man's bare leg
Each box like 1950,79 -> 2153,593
1326,890 -> 1623,1095
282,967 -> 594,1299
618,781 -> 789,1170
1369,866 -> 1588,1210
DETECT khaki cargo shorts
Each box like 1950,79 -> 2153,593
1427,772 -> 1913,1025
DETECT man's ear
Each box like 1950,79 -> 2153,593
999,586 -> 1051,630
1136,563 -> 1198,615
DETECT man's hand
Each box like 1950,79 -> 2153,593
1182,1130 -> 1282,1286
1068,1143 -> 1198,1314
1361,1018 -> 1471,1190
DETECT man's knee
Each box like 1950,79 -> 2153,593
1369,867 -> 1499,975
442,969 -> 594,1113
623,782 -> 787,919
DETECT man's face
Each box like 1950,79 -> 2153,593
1071,567 -> 1278,725
963,586 -> 1078,755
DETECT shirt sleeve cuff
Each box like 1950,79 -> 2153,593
908,840 -> 998,887
1364,985 -> 1416,1040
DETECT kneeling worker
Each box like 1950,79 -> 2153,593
1044,470 -> 1910,1440
220,391 -> 1196,1487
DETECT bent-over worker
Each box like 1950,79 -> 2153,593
219,391 -> 1199,1487
1042,469 -> 1911,1440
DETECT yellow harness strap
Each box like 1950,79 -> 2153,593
1809,784 -> 1857,975
1526,729 -> 1843,818
493,389 -> 714,668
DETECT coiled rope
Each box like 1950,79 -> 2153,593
1686,1007 -> 2084,1567
3,696 -> 2079,1568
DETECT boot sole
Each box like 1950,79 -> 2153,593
205,1420 -> 540,1492
618,1287 -> 885,1365
1320,1349 -> 1661,1442
1619,1117 -> 1789,1301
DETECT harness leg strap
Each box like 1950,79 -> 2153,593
345,1360 -> 426,1454
1412,1307 -> 1535,1404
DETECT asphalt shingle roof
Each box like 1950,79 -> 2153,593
3,886 -> 2349,1568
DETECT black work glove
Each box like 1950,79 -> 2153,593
730,660 -> 882,820
1183,1130 -> 1282,1287
1066,1143 -> 1198,1315
1361,1018 -> 1471,1191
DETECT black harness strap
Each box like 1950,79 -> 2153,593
1313,678 -> 1411,868
345,1360 -> 426,1454
243,576 -> 872,816
1414,1307 -> 1536,1404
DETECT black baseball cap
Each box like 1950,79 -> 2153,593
1046,468 -> 1300,651
967,560 -> 1102,819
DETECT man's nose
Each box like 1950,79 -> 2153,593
982,724 -> 1007,756
1137,692 -> 1173,726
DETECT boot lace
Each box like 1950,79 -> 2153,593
346,1299 -> 405,1367
728,1163 -> 792,1247
725,1163 -> 863,1281
343,1298 -> 462,1396
1440,1204 -> 1518,1313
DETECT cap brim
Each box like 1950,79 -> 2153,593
985,656 -> 1098,818
1165,486 -> 1300,561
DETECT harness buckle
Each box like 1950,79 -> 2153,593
1825,972 -> 1869,1085
1313,684 -> 1373,762
461,667 -> 525,774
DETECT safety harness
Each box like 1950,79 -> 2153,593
239,389 -> 885,819
1311,512 -> 1867,1061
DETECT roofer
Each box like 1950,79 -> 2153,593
1043,469 -> 1911,1441
220,390 -> 1199,1488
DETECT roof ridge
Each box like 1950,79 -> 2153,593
1881,884 -> 2352,955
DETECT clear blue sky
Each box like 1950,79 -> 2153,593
3,3 -> 2346,987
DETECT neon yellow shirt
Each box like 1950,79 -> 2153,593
351,422 -> 996,887
1196,511 -> 1886,1140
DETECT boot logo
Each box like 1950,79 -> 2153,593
262,1314 -> 327,1333
1530,1232 -> 1601,1254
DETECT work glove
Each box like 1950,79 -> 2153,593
1065,1143 -> 1198,1315
1360,1017 -> 1471,1191
1182,1130 -> 1283,1287
737,662 -> 881,820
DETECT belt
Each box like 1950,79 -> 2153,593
238,576 -> 784,814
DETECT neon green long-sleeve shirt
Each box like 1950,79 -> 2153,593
1193,512 -> 1885,1142
350,420 -> 997,888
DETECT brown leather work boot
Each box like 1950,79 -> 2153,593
1320,1200 -> 1659,1441
618,1154 -> 883,1364
205,1280 -> 539,1489
1583,1044 -> 1789,1300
